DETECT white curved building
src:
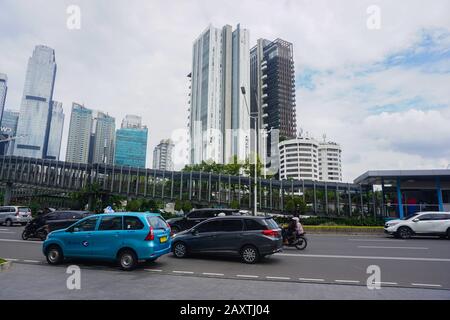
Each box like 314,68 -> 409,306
279,136 -> 319,181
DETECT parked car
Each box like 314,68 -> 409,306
384,211 -> 450,239
171,215 -> 282,263
0,206 -> 32,226
22,210 -> 91,240
43,212 -> 172,270
167,208 -> 241,234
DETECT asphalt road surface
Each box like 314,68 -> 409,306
1,225 -> 450,299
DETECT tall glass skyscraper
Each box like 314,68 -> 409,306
66,103 -> 93,164
46,101 -> 64,160
0,73 -> 7,124
14,45 -> 57,159
189,24 -> 250,165
114,115 -> 148,168
0,109 -> 18,156
92,112 -> 115,165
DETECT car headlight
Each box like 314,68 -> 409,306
387,222 -> 399,227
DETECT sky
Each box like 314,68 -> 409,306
1,0 -> 449,181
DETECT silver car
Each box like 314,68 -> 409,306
0,206 -> 32,226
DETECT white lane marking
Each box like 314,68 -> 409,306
375,282 -> 398,285
5,258 -> 18,261
335,279 -> 360,284
276,253 -> 450,262
411,283 -> 442,288
298,278 -> 325,282
172,270 -> 194,274
266,276 -> 291,280
0,231 -> 15,234
202,272 -> 225,276
236,274 -> 259,278
144,269 -> 162,272
0,228 -> 9,231
0,238 -> 42,244
348,239 -> 405,242
358,246 -> 428,250
23,260 -> 40,263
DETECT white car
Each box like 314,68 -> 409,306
384,211 -> 450,239
0,206 -> 32,226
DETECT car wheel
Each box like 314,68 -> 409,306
397,226 -> 412,239
118,249 -> 138,271
240,245 -> 260,264
46,245 -> 64,265
173,242 -> 188,258
21,230 -> 29,240
5,219 -> 12,227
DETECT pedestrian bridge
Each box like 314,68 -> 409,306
0,156 -> 368,214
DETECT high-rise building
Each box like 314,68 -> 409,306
0,109 -> 19,156
251,39 -> 297,167
46,101 -> 64,160
189,24 -> 250,165
0,73 -> 7,124
153,139 -> 174,171
279,136 -> 319,181
92,112 -> 115,165
14,45 -> 57,159
318,140 -> 342,182
66,103 -> 93,164
114,115 -> 148,168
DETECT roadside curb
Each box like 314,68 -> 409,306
303,227 -> 384,235
0,260 -> 12,272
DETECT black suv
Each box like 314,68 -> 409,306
167,208 -> 241,234
171,216 -> 283,263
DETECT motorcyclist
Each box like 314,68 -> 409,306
285,217 -> 304,244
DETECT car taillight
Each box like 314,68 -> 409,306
15,211 -> 19,217
262,229 -> 280,238
166,222 -> 171,233
145,226 -> 154,241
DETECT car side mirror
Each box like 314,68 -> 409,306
412,218 -> 419,222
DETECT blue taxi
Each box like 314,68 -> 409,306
42,212 -> 171,270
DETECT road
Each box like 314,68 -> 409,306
1,225 -> 450,299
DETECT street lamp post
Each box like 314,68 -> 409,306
241,86 -> 258,216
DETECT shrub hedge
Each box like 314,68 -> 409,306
273,215 -> 384,227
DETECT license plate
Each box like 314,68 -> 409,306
159,236 -> 167,243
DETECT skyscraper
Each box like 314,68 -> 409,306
14,45 -> 57,159
153,139 -> 174,171
189,24 -> 250,165
92,112 -> 115,165
318,140 -> 343,182
251,39 -> 297,167
0,73 -> 7,124
46,101 -> 64,160
0,109 -> 19,156
114,115 -> 148,168
66,103 -> 93,164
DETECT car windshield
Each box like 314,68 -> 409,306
402,214 -> 419,220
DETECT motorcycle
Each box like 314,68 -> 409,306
22,222 -> 48,241
282,230 -> 307,250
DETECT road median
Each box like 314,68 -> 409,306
303,225 -> 384,235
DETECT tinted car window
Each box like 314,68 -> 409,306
45,213 -> 59,220
244,219 -> 266,231
147,216 -> 167,229
265,218 -> 280,229
74,217 -> 98,232
418,214 -> 433,221
196,220 -> 221,233
58,212 -> 77,219
124,216 -> 144,230
188,211 -> 212,219
99,216 -> 123,231
220,219 -> 243,232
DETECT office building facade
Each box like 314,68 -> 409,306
251,39 -> 297,167
91,112 -> 115,165
153,139 -> 175,171
14,45 -> 57,159
318,141 -> 343,182
114,115 -> 148,168
0,109 -> 19,156
46,101 -> 64,160
0,73 -> 7,124
66,103 -> 93,164
189,24 -> 250,165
